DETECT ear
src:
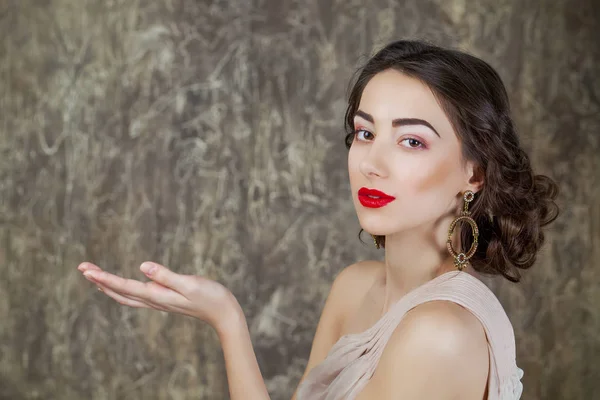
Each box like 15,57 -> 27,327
464,162 -> 484,194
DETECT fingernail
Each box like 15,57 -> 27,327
97,287 -> 103,292
83,271 -> 97,280
140,262 -> 156,276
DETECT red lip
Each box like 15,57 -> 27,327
358,187 -> 396,208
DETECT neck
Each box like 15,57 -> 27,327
379,213 -> 477,316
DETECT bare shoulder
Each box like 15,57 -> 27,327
367,301 -> 490,399
331,260 -> 383,301
395,300 -> 489,356
291,260 -> 383,399
317,259 -> 384,338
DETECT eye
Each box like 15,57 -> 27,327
354,129 -> 374,142
400,137 -> 426,149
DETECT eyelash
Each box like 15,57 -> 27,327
353,129 -> 427,150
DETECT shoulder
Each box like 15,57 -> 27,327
391,301 -> 488,356
292,260 -> 383,399
373,301 -> 490,398
331,260 -> 383,296
322,260 -> 383,328
312,259 -> 383,337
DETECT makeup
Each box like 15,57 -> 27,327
358,187 -> 396,208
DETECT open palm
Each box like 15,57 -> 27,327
77,261 -> 239,333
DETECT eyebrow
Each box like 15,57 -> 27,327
354,110 -> 441,138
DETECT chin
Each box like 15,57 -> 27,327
356,213 -> 397,236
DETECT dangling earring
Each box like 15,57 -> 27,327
371,234 -> 380,249
447,190 -> 479,271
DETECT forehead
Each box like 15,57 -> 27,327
358,69 -> 454,134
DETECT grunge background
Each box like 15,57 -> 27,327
1,0 -> 598,399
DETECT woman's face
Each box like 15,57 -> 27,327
348,69 -> 474,237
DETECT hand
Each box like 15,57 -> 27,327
77,261 -> 243,335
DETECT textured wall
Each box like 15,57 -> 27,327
1,0 -> 598,399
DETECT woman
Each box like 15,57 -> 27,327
78,40 -> 559,399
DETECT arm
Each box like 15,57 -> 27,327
371,301 -> 490,399
78,260 -> 373,400
79,262 -> 272,400
217,301 -> 271,400
219,261 -> 370,400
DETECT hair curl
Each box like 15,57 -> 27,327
345,40 -> 560,283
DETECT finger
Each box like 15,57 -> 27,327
84,269 -> 183,306
83,269 -> 150,299
78,262 -> 102,273
95,283 -> 155,309
97,283 -> 172,313
96,280 -> 156,304
139,262 -> 192,297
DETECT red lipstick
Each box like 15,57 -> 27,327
358,187 -> 396,208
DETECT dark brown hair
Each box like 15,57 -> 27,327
345,40 -> 560,283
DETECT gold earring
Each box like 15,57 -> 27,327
447,190 -> 479,271
371,234 -> 380,249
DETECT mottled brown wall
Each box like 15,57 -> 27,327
1,0 -> 598,399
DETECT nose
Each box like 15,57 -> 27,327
359,142 -> 387,179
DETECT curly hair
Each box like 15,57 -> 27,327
344,40 -> 560,283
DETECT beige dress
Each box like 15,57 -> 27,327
296,270 -> 524,399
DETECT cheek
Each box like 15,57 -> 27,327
347,148 -> 361,182
413,155 -> 459,194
